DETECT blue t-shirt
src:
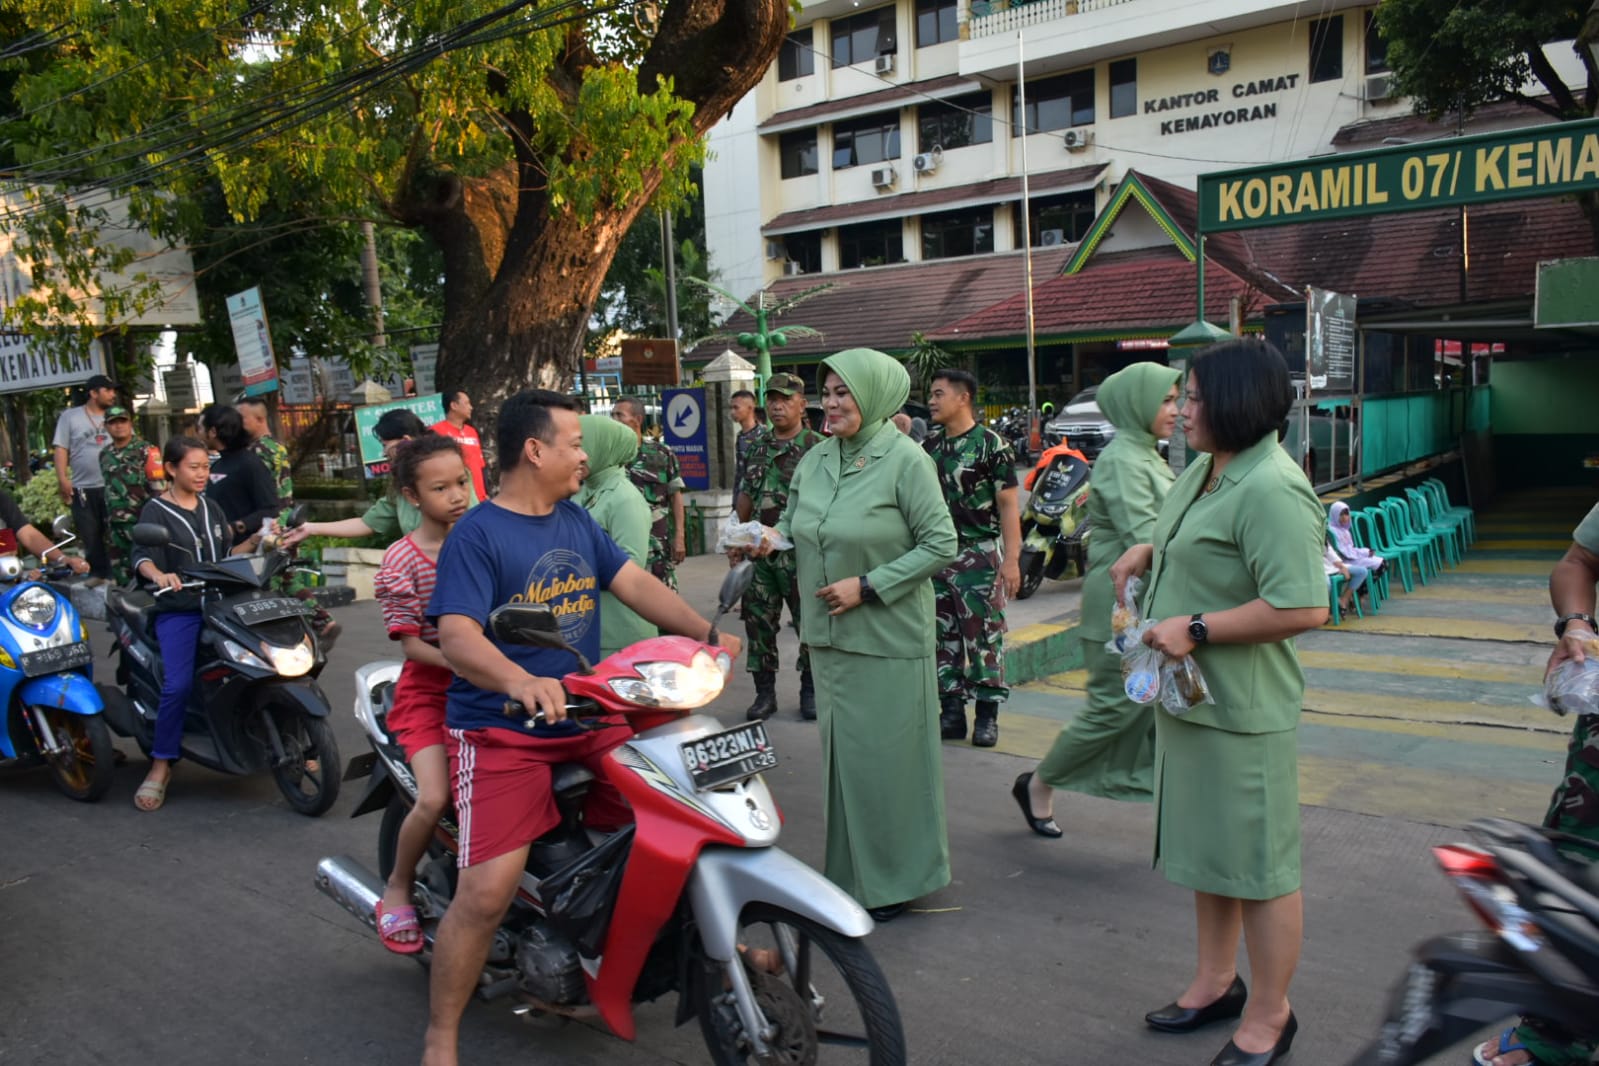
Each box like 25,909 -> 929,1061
428,499 -> 631,735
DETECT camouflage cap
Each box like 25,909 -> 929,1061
764,372 -> 806,397
105,406 -> 132,421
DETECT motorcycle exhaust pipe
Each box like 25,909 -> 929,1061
314,856 -> 389,938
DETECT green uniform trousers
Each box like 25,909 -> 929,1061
1035,641 -> 1156,802
740,550 -> 809,676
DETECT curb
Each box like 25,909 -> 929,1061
1005,621 -> 1084,687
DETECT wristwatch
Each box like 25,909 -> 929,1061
1554,613 -> 1597,639
858,575 -> 880,604
1188,613 -> 1209,644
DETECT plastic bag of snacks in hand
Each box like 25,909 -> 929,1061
714,515 -> 794,555
1107,576 -> 1145,654
1535,642 -> 1599,717
1107,576 -> 1216,714
1159,654 -> 1216,716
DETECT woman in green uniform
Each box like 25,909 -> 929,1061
770,348 -> 958,922
1111,341 -> 1327,1066
575,414 -> 655,657
1013,361 -> 1181,836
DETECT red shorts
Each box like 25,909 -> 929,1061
385,660 -> 452,759
445,724 -> 633,868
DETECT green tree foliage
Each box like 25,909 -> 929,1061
1,0 -> 790,427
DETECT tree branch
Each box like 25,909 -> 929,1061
1526,39 -> 1582,116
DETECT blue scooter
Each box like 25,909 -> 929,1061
0,518 -> 113,802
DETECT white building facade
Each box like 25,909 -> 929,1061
702,0 -> 1586,310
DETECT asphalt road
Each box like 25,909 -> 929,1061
0,577 -> 1500,1066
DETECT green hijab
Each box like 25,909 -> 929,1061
1096,361 -> 1181,449
819,347 -> 910,456
575,414 -> 639,505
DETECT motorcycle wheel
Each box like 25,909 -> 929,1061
34,707 -> 115,802
693,904 -> 906,1066
269,713 -> 341,817
1016,550 -> 1045,601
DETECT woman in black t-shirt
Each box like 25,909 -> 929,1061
200,405 -> 280,544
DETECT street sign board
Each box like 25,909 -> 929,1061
353,393 -> 446,478
0,337 -> 105,397
621,338 -> 680,387
410,343 -> 438,395
282,358 -> 317,404
225,287 -> 279,396
1534,257 -> 1599,329
1198,118 -> 1599,232
163,365 -> 197,410
1306,287 -> 1357,393
662,387 -> 709,490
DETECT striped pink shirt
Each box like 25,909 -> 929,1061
374,534 -> 439,645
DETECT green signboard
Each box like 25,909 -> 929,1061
353,392 -> 445,477
1534,256 -> 1599,329
1198,118 -> 1599,233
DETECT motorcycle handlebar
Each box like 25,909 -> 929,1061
502,694 -> 604,726
152,581 -> 206,597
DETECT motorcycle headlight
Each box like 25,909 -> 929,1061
222,638 -> 270,670
608,650 -> 727,709
265,637 -> 316,678
11,586 -> 58,629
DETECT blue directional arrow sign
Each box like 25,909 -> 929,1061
662,387 -> 709,490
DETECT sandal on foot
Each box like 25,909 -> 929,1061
1473,1027 -> 1536,1066
376,900 -> 424,955
133,777 -> 168,811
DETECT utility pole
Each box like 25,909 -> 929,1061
659,210 -> 680,340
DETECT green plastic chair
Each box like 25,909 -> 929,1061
1406,487 -> 1466,566
1330,513 -> 1387,612
1354,507 -> 1419,593
1381,497 -> 1446,578
1423,478 -> 1476,545
1369,503 -> 1435,588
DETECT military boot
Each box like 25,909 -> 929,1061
745,671 -> 778,721
939,694 -> 967,740
798,672 -> 817,721
972,700 -> 1000,747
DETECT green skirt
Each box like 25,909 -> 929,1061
811,646 -> 951,909
1035,641 -> 1156,801
1153,711 -> 1301,900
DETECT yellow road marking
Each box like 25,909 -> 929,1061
1296,650 -> 1540,685
1468,539 -> 1569,551
1327,614 -> 1546,643
1390,585 -> 1545,605
1453,560 -> 1559,575
1298,755 -> 1553,825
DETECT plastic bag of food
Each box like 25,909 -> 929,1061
1107,576 -> 1145,654
1159,654 -> 1216,716
714,514 -> 794,554
1120,631 -> 1163,704
1536,648 -> 1599,717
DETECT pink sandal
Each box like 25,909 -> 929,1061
375,900 -> 424,955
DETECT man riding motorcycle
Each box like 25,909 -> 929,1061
419,389 -> 739,1066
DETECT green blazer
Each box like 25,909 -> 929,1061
779,424 -> 957,658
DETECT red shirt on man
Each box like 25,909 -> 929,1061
432,419 -> 488,500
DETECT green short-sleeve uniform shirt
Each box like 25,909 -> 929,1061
1575,501 -> 1599,554
1145,434 -> 1327,735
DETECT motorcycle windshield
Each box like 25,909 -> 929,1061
1039,458 -> 1090,501
183,554 -> 277,588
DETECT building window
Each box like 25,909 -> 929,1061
917,92 -> 993,152
1310,15 -> 1344,83
1364,11 -> 1388,74
1012,69 -> 1095,136
779,129 -> 818,179
916,0 -> 958,47
1109,58 -> 1137,119
779,29 -> 815,81
839,219 -> 905,268
782,231 -> 823,275
832,113 -> 901,169
831,6 -> 896,68
1013,190 -> 1095,247
921,207 -> 994,260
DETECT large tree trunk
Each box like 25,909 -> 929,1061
409,0 -> 789,451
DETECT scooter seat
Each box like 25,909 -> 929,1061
551,763 -> 594,795
106,586 -> 157,619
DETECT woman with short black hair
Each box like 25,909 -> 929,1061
1111,340 -> 1328,1066
203,405 -> 281,544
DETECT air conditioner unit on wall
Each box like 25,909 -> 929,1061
1040,229 -> 1066,247
1365,73 -> 1394,102
871,165 -> 897,188
912,152 -> 939,174
1062,128 -> 1094,152
783,260 -> 804,276
874,53 -> 896,75
765,239 -> 785,260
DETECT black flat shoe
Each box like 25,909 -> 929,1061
1010,773 -> 1063,838
1144,976 -> 1247,1033
867,902 -> 908,923
1209,1011 -> 1296,1066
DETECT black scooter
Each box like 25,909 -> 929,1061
97,510 -> 341,816
1351,817 -> 1599,1064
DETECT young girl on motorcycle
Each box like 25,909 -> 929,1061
372,434 -> 474,953
130,436 -> 267,812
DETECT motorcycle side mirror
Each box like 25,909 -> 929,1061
131,522 -> 172,548
50,514 -> 73,540
284,504 -> 308,529
718,560 -> 755,615
489,603 -> 593,674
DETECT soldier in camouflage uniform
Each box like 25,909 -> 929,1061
614,397 -> 686,589
240,397 -> 293,505
98,406 -> 163,587
1488,504 -> 1599,1066
734,373 -> 825,721
923,369 -> 1021,747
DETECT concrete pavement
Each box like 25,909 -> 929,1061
0,491 -> 1582,1065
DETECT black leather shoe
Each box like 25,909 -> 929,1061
1208,1011 -> 1296,1066
867,902 -> 908,923
1144,976 -> 1247,1033
1010,772 -> 1063,838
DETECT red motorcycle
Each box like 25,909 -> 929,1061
316,563 -> 906,1064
